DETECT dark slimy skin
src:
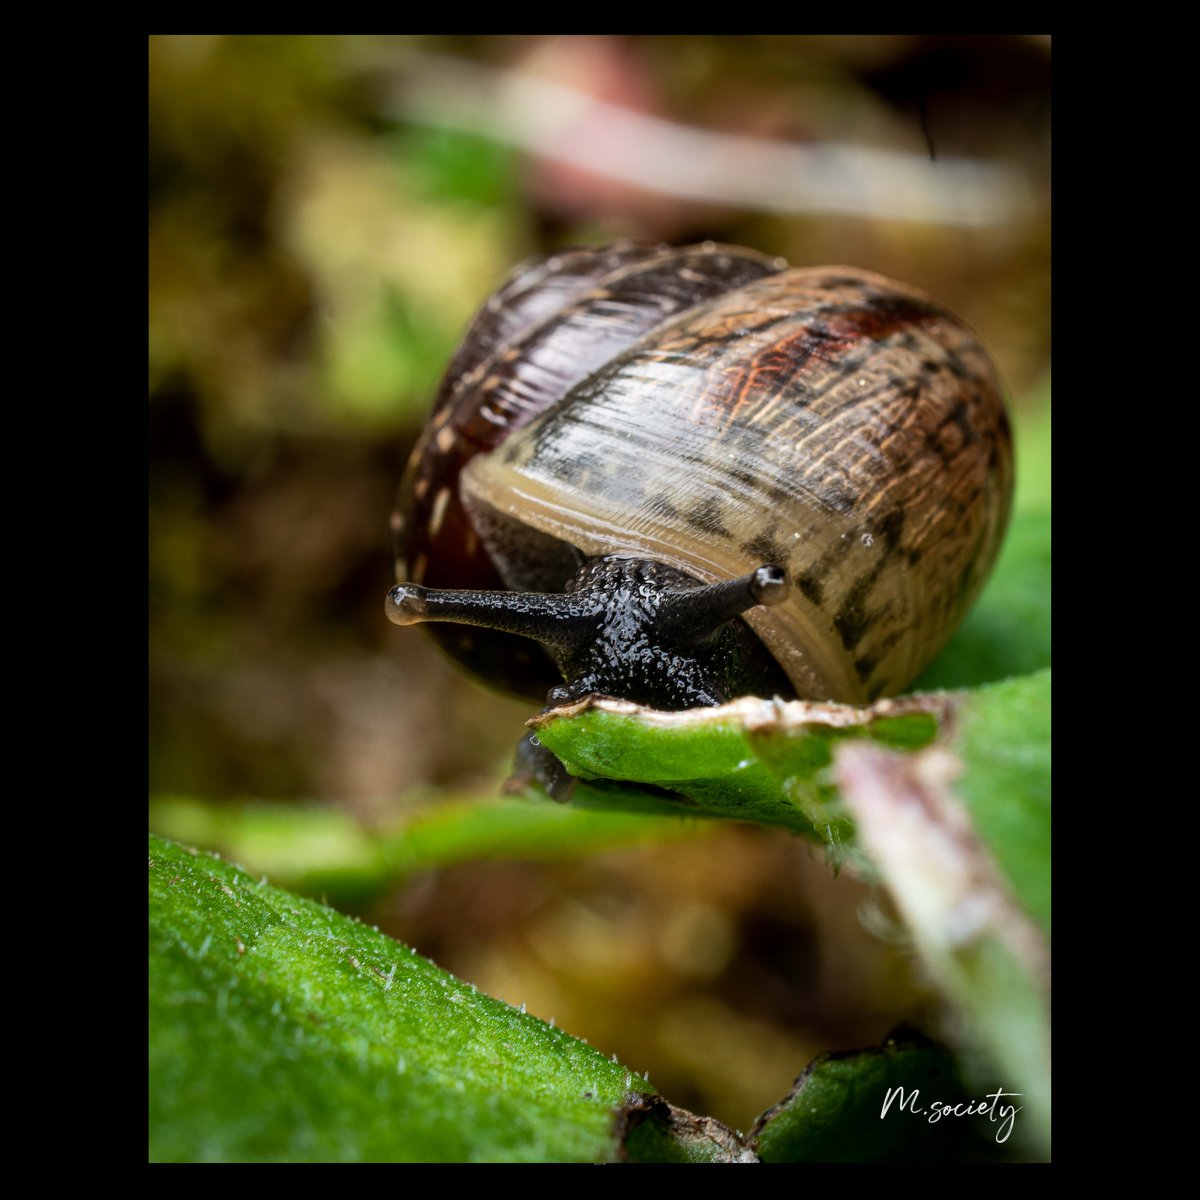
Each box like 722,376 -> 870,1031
386,555 -> 792,797
387,556 -> 791,710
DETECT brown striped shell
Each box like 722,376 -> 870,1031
396,242 -> 1012,705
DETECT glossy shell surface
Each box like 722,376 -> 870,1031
399,244 -> 1012,704
398,242 -> 784,697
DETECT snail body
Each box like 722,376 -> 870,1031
389,241 -> 1012,719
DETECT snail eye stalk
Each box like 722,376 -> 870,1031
387,556 -> 791,713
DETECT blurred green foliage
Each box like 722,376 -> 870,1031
149,791 -> 706,906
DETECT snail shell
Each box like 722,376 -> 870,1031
395,241 -> 1012,706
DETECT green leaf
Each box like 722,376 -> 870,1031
530,674 -> 1050,1157
832,672 -> 1050,1156
620,1028 -> 1027,1163
534,701 -> 825,836
533,693 -> 950,853
750,1030 -> 1013,1162
149,835 -> 655,1162
952,672 -> 1051,934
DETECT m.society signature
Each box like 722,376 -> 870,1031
881,1087 -> 1022,1144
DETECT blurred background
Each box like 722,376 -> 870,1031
149,34 -> 1050,1130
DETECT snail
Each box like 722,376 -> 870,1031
386,241 -> 1012,790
